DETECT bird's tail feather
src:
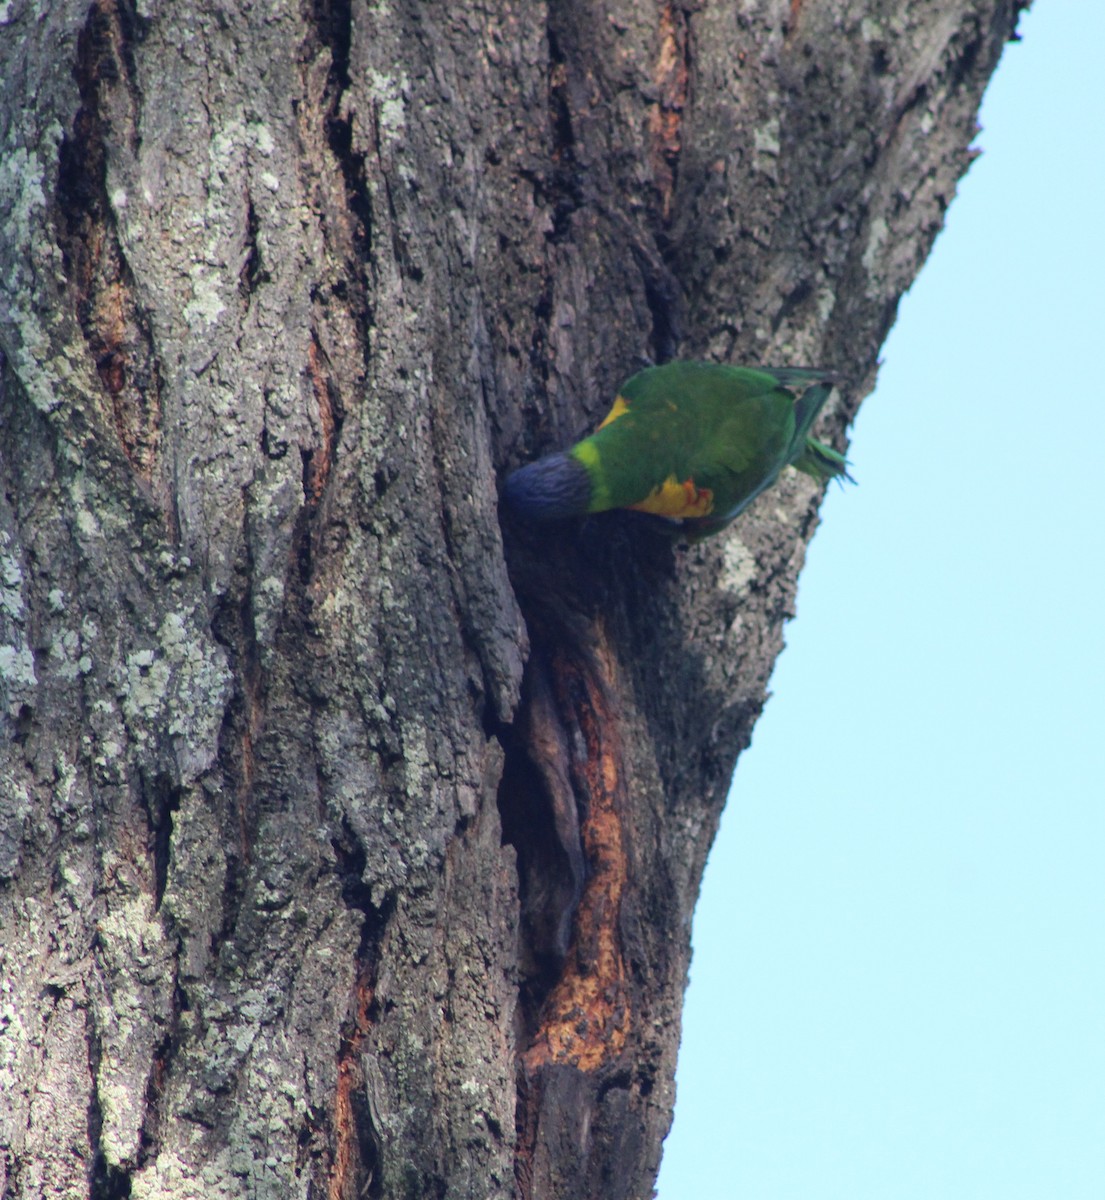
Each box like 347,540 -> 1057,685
792,437 -> 853,483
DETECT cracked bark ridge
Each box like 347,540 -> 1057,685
0,1 -> 1023,1197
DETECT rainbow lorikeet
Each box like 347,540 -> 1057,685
503,361 -> 849,539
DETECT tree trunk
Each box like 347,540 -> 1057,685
0,1 -> 1022,1197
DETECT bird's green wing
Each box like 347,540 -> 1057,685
578,363 -> 794,519
502,361 -> 847,535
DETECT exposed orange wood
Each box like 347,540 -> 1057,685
328,972 -> 375,1200
648,3 -> 689,222
521,637 -> 630,1072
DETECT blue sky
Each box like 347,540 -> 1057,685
658,5 -> 1105,1197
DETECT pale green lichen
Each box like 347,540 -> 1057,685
95,887 -> 175,1163
0,141 -> 70,414
1,549 -> 26,619
862,214 -> 889,279
0,645 -> 36,689
158,610 -> 231,765
718,535 -> 756,600
51,627 -> 86,681
50,753 -> 78,816
0,146 -> 46,267
366,68 -> 409,146
753,118 -> 781,158
133,1150 -> 228,1200
816,285 -> 837,323
401,719 -> 431,798
119,608 -> 230,783
122,647 -> 171,724
183,265 -> 227,328
249,121 -> 275,157
0,766 -> 31,878
66,472 -> 107,541
0,537 -> 37,705
252,575 -> 285,647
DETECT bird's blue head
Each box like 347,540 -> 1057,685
502,452 -> 592,520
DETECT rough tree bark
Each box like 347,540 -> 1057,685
0,1 -> 1023,1197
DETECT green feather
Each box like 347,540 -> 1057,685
792,438 -> 854,483
504,361 -> 849,538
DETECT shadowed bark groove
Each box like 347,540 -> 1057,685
0,1 -> 1025,1197
57,0 -> 163,492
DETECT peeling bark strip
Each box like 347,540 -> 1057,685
522,636 -> 629,1072
0,1 -> 1025,1197
649,4 -> 689,223
304,336 -> 340,503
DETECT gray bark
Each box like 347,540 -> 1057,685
0,1 -> 1022,1197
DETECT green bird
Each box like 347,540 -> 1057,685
503,361 -> 850,539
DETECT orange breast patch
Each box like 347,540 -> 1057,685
628,475 -> 714,519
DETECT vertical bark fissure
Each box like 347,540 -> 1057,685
328,829 -> 392,1200
56,0 -> 162,492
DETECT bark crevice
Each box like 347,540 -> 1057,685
57,0 -> 161,489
